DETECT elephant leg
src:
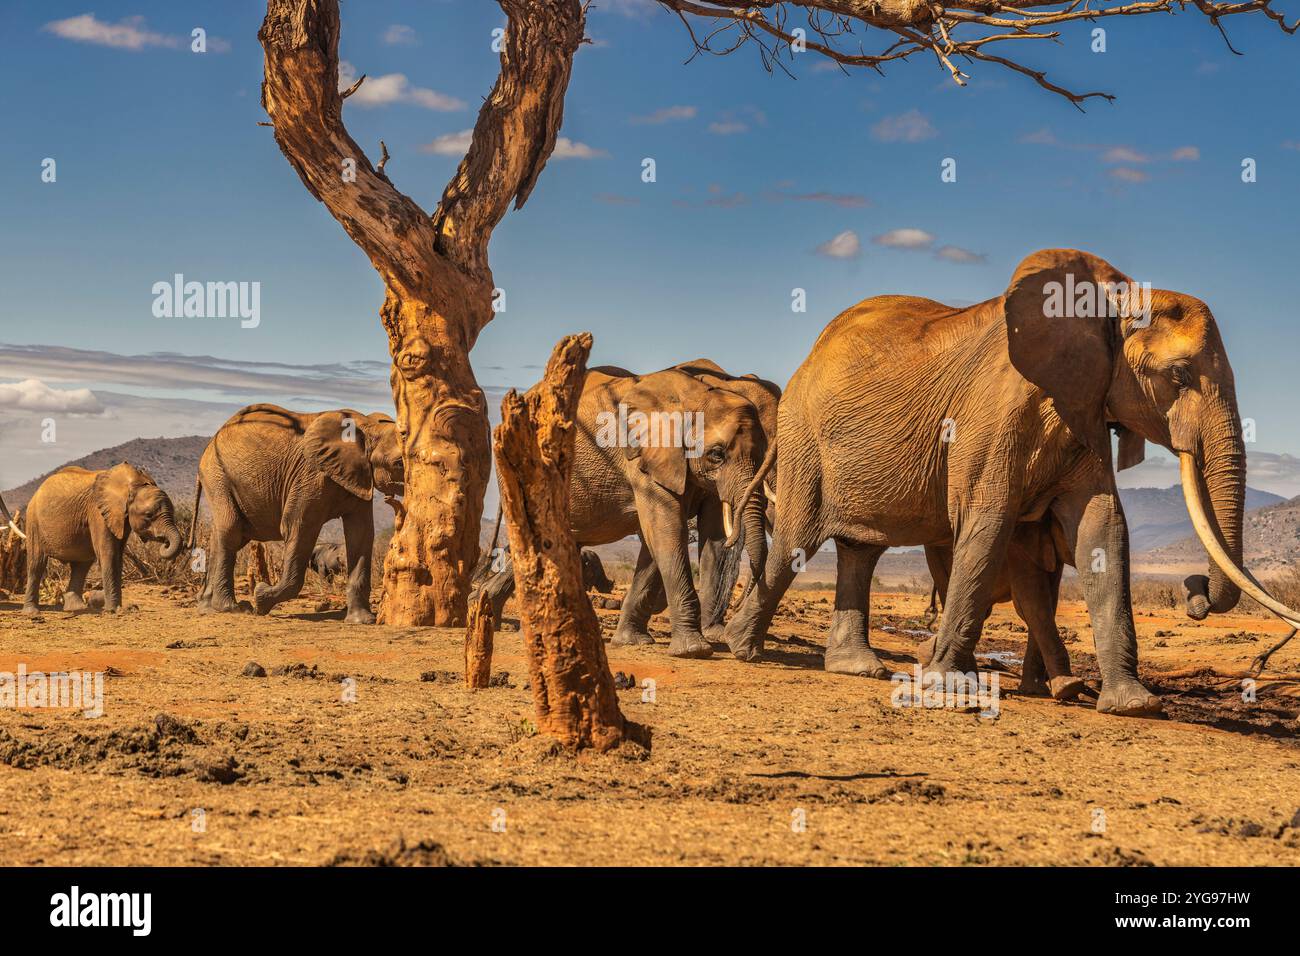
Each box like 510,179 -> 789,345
203,524 -> 246,613
636,492 -> 710,659
254,528 -> 315,616
611,540 -> 661,646
825,540 -> 890,678
62,561 -> 92,613
341,507 -> 375,624
915,544 -> 953,664
697,498 -> 741,643
925,515 -> 1015,678
724,522 -> 813,662
97,538 -> 125,612
1008,559 -> 1083,701
1051,483 -> 1160,716
23,537 -> 47,615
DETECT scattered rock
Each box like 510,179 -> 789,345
154,713 -> 199,744
327,836 -> 457,867
194,755 -> 243,785
241,661 -> 267,678
271,663 -> 320,679
613,671 -> 637,690
314,600 -> 332,612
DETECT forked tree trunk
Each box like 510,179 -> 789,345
259,0 -> 585,626
493,335 -> 642,752
0,510 -> 25,594
464,588 -> 495,689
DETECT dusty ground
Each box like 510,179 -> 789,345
2,579 -> 1299,866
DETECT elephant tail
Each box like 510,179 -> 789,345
186,476 -> 202,551
724,434 -> 777,549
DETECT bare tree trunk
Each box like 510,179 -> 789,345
493,335 -> 643,752
0,511 -> 25,595
259,0 -> 585,626
464,588 -> 495,689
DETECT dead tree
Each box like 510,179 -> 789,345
656,1 -> 1297,107
0,510 -> 25,595
464,589 -> 495,689
259,0 -> 586,626
493,334 -> 639,752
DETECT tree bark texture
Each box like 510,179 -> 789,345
259,0 -> 585,626
493,334 -> 638,752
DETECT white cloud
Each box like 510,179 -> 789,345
708,120 -> 748,135
551,137 -> 608,160
874,228 -> 935,249
934,245 -> 986,264
43,14 -> 227,52
1284,141 -> 1300,152
383,24 -> 417,46
815,230 -> 861,259
339,61 -> 464,111
1171,146 -> 1200,161
423,131 -> 605,160
1102,146 -> 1150,164
1019,127 -> 1058,146
0,379 -> 102,413
871,110 -> 937,143
1109,167 -> 1149,183
630,105 -> 697,125
421,129 -> 474,156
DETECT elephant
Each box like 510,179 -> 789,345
310,542 -> 346,581
22,462 -> 183,614
471,542 -> 615,624
482,363 -> 772,658
613,360 -> 781,642
724,248 -> 1300,716
189,404 -> 403,623
921,518 -> 1085,701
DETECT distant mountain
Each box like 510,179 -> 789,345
1139,492 -> 1300,576
3,436 -> 210,511
1120,485 -> 1284,553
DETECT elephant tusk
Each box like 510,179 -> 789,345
722,502 -> 735,541
1180,452 -> 1300,628
7,520 -> 24,540
763,481 -> 777,506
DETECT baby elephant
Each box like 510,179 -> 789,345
23,462 -> 183,615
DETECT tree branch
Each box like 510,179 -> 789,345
431,0 -> 587,281
655,0 -> 1297,105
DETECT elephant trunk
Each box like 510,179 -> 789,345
158,520 -> 183,560
740,480 -> 767,587
1183,405 -> 1245,619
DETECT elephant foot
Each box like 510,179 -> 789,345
926,646 -> 980,677
23,604 -> 42,619
344,606 -> 376,625
84,590 -> 106,611
1096,680 -> 1162,717
1017,673 -> 1050,697
824,643 -> 890,679
915,636 -> 936,666
610,628 -> 655,647
62,592 -> 89,613
667,631 -> 713,659
1049,675 -> 1086,702
253,583 -> 276,616
723,619 -> 764,662
702,623 -> 727,644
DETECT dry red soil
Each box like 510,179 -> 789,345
1,582 -> 1298,866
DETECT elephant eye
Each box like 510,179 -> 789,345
1170,363 -> 1192,390
706,446 -> 725,464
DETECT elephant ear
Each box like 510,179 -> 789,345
1114,424 -> 1146,470
302,411 -> 373,500
1004,248 -> 1132,459
93,462 -> 144,539
622,393 -> 688,497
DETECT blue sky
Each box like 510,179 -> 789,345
1,0 -> 1298,490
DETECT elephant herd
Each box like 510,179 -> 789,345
7,248 -> 1300,720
